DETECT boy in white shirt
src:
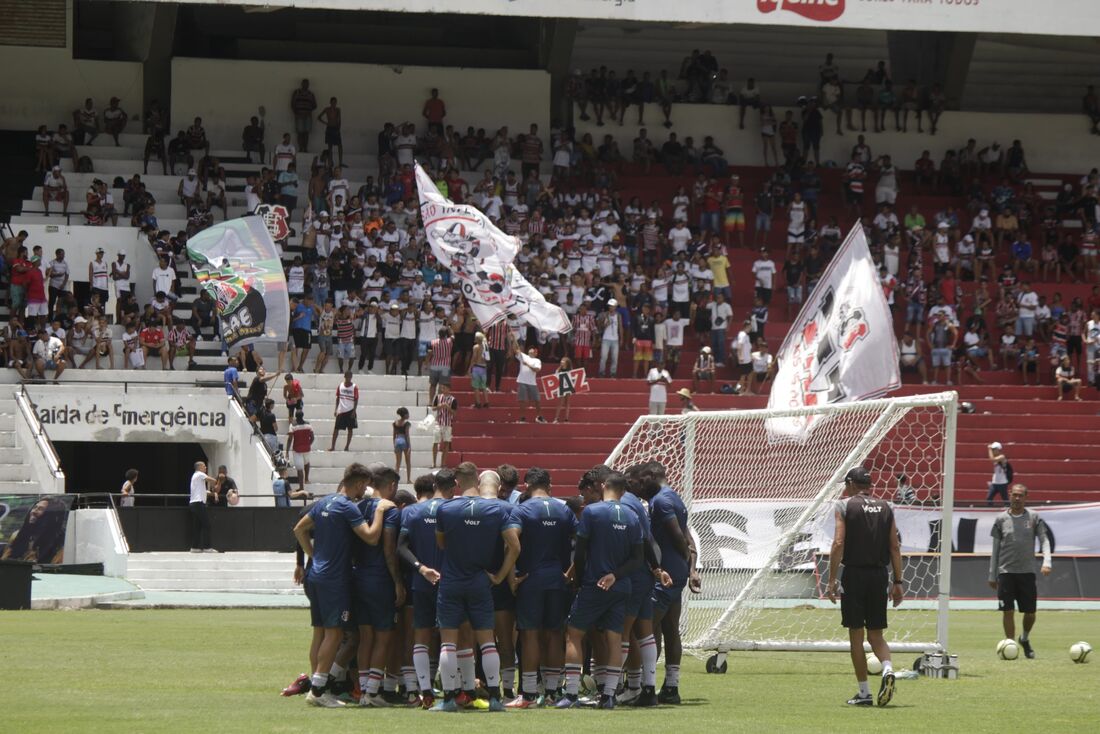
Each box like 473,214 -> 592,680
647,362 -> 672,415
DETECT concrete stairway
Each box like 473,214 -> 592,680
0,389 -> 42,494
287,373 -> 435,495
124,551 -> 302,593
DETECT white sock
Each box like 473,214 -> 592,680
365,668 -> 383,695
458,648 -> 476,691
858,680 -> 870,697
521,671 -> 538,696
402,666 -> 417,693
639,634 -> 658,687
502,666 -> 516,692
882,659 -> 893,675
383,673 -> 398,693
480,642 -> 501,690
328,663 -> 345,679
603,666 -> 622,696
626,668 -> 642,690
620,641 -> 630,668
311,672 -> 328,691
439,643 -> 458,693
413,644 -> 432,692
664,664 -> 680,687
565,664 -> 582,696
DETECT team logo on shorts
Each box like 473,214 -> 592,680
757,0 -> 845,23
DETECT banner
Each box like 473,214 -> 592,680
139,0 -> 1100,37
416,163 -> 571,333
539,368 -> 591,401
689,499 -> 1100,571
186,216 -> 290,348
0,495 -> 74,564
768,224 -> 898,439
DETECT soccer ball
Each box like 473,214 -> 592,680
996,639 -> 1020,660
865,654 -> 883,675
580,674 -> 597,695
1069,641 -> 1092,663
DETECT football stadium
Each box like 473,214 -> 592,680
1,0 -> 1098,730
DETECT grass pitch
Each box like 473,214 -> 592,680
1,609 -> 1096,733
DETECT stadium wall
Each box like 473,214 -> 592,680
0,47 -> 143,132
573,105 -> 1099,175
171,58 -> 551,152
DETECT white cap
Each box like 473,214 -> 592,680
701,346 -> 712,354
990,441 -> 1003,450
389,302 -> 399,309
607,298 -> 618,307
187,168 -> 196,175
74,316 -> 87,324
937,221 -> 949,229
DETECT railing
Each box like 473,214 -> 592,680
18,377 -> 226,392
13,386 -> 66,495
69,492 -> 310,508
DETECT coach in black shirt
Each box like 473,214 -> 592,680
827,466 -> 903,708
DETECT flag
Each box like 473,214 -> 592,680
186,216 -> 290,348
767,224 -> 899,439
415,163 -> 571,333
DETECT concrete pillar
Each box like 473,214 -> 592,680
886,31 -> 975,109
540,19 -> 578,128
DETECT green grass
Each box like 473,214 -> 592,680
1,610 -> 1097,733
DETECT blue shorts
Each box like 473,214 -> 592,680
305,578 -> 351,629
652,583 -> 685,616
412,587 -> 439,630
353,574 -> 396,631
515,583 -> 569,631
437,582 -> 494,630
492,580 -> 516,612
567,586 -> 628,634
335,342 -> 354,359
626,577 -> 654,621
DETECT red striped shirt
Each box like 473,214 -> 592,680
430,337 -> 453,367
572,312 -> 596,347
486,320 -> 510,350
433,393 -> 456,427
335,318 -> 356,343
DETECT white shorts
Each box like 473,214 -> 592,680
128,350 -> 145,369
875,186 -> 897,205
292,451 -> 310,471
26,301 -> 48,317
433,425 -> 453,443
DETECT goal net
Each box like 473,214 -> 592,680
606,392 -> 957,654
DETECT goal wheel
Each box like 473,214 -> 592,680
705,654 -> 728,674
913,656 -> 923,674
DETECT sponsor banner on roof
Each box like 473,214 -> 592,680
143,0 -> 1100,37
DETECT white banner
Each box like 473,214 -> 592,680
691,499 -> 1100,571
416,163 -> 571,333
142,0 -> 1100,37
768,225 -> 898,439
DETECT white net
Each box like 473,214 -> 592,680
607,392 -> 957,654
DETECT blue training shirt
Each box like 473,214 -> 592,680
512,495 -> 577,588
352,496 -> 400,578
650,485 -> 690,586
400,497 -> 447,593
576,499 -> 642,594
436,496 -> 518,589
306,493 -> 365,584
620,491 -> 654,585
291,302 -> 313,331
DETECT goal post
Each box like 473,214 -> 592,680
606,392 -> 958,655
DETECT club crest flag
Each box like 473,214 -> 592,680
767,224 -> 899,439
186,216 -> 290,348
416,163 -> 570,333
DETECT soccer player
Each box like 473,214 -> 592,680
478,468 -> 519,700
292,463 -> 393,708
433,463 -> 521,712
352,467 -> 405,706
988,483 -> 1052,659
557,471 -> 643,710
619,465 -> 673,707
826,466 -> 903,708
397,470 -> 454,708
506,468 -> 577,708
640,462 -> 700,705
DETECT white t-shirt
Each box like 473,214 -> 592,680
733,331 -> 753,364
287,265 -> 306,294
671,272 -> 691,302
707,301 -> 733,331
1017,291 -> 1039,318
395,134 -> 417,166
752,258 -> 776,289
274,142 -> 297,171
189,471 -> 211,503
647,368 -> 671,403
664,317 -> 689,347
751,350 -> 773,373
336,382 -> 358,415
180,177 -> 199,198
517,352 -> 542,386
668,226 -> 692,253
152,266 -> 176,295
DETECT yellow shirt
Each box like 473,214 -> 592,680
707,255 -> 730,288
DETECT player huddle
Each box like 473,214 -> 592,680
291,459 -> 700,711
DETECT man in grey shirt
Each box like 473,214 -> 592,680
988,483 -> 1052,658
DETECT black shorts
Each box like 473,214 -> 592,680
737,362 -> 753,376
291,328 -> 311,349
997,572 -> 1037,613
840,566 -> 889,630
325,127 -> 342,146
335,411 -> 357,431
492,580 -> 516,612
454,332 -> 474,354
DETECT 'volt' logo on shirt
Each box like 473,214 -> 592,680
464,520 -> 481,526
864,506 -> 883,513
612,523 -> 627,530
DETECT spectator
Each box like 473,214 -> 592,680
553,356 -> 574,423
927,311 -> 957,385
986,442 -> 1011,506
210,465 -> 238,507
42,166 -> 69,217
422,88 -> 446,134
290,79 -> 317,152
242,111 -> 266,164
31,328 -> 66,381
186,117 -> 209,157
692,346 -> 715,394
747,339 -> 774,395
732,319 -> 753,393
514,340 -> 546,424
676,387 -> 698,413
1055,355 -> 1083,401
318,97 -> 343,165
286,410 -> 314,489
331,370 -> 359,452
120,469 -> 138,508
73,98 -> 99,145
760,105 -> 778,167
187,461 -> 217,553
647,360 -> 671,415
898,330 -> 929,384
103,97 -> 127,146
739,78 -> 761,130
707,292 -> 732,366
1020,337 -> 1041,385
